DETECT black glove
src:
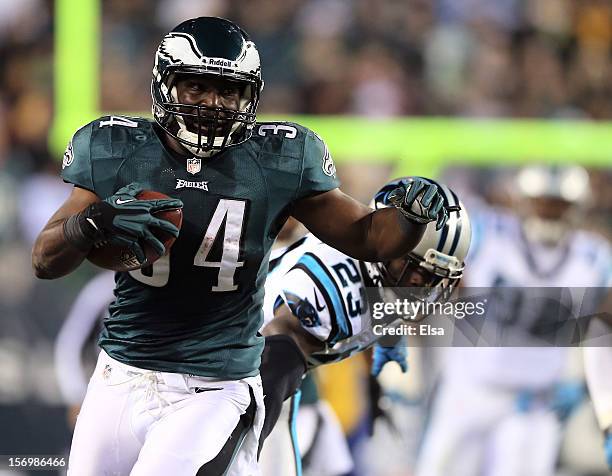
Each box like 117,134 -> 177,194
64,183 -> 183,263
387,178 -> 449,230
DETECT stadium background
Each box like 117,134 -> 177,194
0,0 -> 610,474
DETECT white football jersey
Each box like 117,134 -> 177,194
466,208 -> 610,288
449,207 -> 611,389
263,234 -> 380,348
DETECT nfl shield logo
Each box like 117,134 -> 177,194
187,158 -> 201,175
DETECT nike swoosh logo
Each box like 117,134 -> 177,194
313,289 -> 326,312
116,198 -> 136,205
194,387 -> 223,394
85,217 -> 99,231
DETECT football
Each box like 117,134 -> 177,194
86,190 -> 183,272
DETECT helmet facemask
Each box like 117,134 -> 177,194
152,68 -> 260,157
521,196 -> 576,245
376,250 -> 463,305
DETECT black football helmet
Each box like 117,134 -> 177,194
151,17 -> 263,156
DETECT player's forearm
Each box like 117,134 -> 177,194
32,186 -> 101,279
262,312 -> 325,358
367,207 -> 426,260
293,189 -> 426,261
335,208 -> 426,262
32,218 -> 88,279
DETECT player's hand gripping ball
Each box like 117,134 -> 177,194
87,189 -> 183,271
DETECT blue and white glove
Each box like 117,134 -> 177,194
551,381 -> 586,422
604,430 -> 612,470
371,343 -> 408,377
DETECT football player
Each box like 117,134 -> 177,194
583,293 -> 612,471
257,178 -> 472,475
415,165 -> 611,476
51,178 -> 468,476
32,17 -> 451,476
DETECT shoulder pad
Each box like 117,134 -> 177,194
467,206 -> 520,261
493,209 -> 520,236
61,115 -> 154,195
60,120 -> 97,191
572,230 -> 611,267
249,121 -> 338,200
251,121 -> 310,158
254,121 -> 309,140
88,115 -> 154,160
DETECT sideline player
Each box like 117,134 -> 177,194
415,165 -> 611,476
583,292 -> 612,471
257,178 -> 471,475
32,17 -> 451,476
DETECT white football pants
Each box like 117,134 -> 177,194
68,350 -> 264,476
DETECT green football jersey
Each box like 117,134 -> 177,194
61,116 -> 339,379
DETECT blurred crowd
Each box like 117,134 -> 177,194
0,0 -> 608,238
1,0 -> 612,175
96,0 -> 612,119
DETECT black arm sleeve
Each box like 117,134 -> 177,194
258,335 -> 307,454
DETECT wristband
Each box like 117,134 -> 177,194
62,207 -> 102,252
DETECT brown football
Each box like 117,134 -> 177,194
86,190 -> 183,272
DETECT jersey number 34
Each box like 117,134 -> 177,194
130,199 -> 246,291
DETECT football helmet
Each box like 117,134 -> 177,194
371,177 -> 471,299
151,17 -> 263,157
308,179 -> 470,368
515,165 -> 590,245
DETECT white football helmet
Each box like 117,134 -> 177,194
370,177 -> 472,299
308,177 -> 472,367
515,165 -> 591,245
